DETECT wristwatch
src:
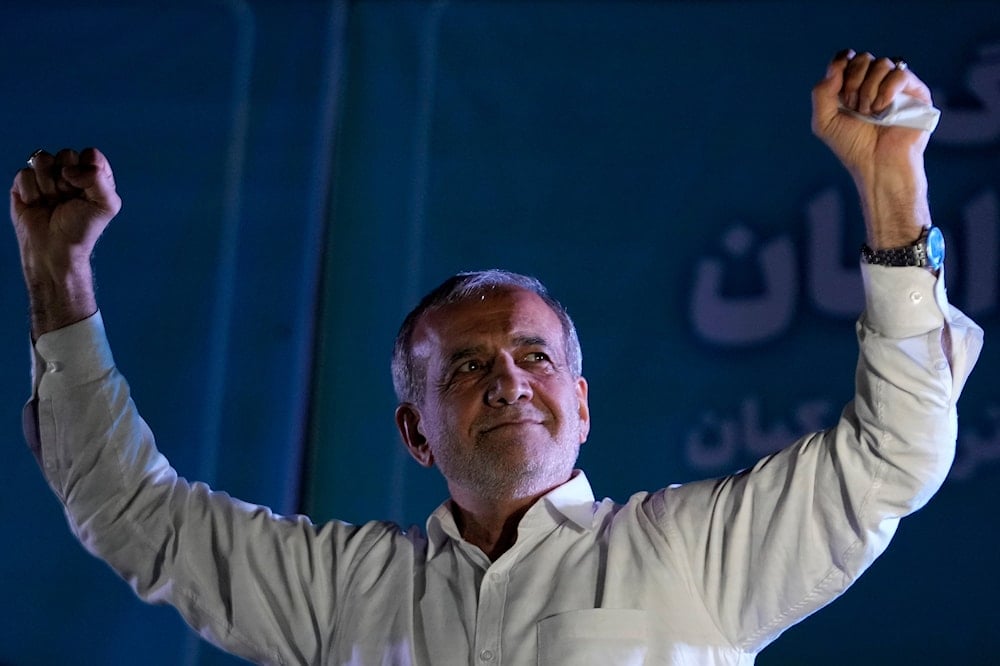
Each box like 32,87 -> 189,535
860,226 -> 945,270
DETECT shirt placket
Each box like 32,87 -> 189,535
473,561 -> 510,665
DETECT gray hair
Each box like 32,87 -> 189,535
391,269 -> 583,403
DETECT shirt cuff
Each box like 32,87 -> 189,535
31,311 -> 116,399
860,263 -> 949,338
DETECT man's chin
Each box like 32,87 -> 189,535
492,454 -> 578,495
454,457 -> 576,502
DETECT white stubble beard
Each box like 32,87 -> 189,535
435,419 -> 583,502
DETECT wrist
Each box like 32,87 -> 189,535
24,263 -> 97,339
853,156 -> 930,249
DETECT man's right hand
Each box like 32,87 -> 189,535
10,147 -> 121,337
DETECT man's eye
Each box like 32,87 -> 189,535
523,352 -> 550,363
456,360 -> 483,373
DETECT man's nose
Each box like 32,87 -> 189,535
486,356 -> 533,406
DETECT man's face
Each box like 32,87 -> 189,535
396,288 -> 590,504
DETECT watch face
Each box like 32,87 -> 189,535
927,226 -> 945,269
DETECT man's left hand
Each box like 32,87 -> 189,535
812,49 -> 934,248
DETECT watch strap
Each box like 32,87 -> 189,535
860,227 -> 936,268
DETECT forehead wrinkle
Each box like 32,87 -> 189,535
419,289 -> 569,373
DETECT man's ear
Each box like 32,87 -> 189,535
576,376 -> 591,444
395,403 -> 434,467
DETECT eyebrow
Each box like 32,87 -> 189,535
515,335 -> 550,348
447,346 -> 484,367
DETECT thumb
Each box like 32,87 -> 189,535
10,168 -> 40,225
811,49 -> 853,135
9,187 -> 28,230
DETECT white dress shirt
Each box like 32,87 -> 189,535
25,265 -> 982,665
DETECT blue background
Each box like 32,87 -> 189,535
1,2 -> 997,664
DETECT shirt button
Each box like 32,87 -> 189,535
46,361 -> 63,373
489,572 -> 501,583
909,291 -> 923,304
479,649 -> 495,662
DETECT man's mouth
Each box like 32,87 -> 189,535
480,417 -> 543,434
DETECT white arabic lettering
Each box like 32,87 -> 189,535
690,226 -> 796,345
685,397 -> 833,472
807,187 -> 864,317
690,187 -> 999,344
685,399 -> 999,483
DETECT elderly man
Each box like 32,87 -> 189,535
12,51 -> 981,664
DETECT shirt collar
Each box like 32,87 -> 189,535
425,470 -> 597,558
538,469 -> 597,529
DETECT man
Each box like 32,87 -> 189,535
12,51 -> 982,664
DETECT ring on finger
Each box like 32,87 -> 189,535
892,58 -> 908,72
27,148 -> 45,168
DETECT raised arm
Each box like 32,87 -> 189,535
648,51 -> 982,653
11,148 -> 121,337
12,149 -> 408,663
